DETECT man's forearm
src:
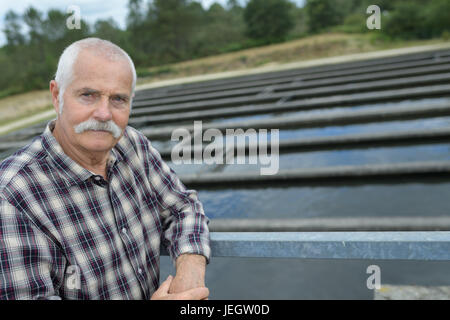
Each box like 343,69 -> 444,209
169,253 -> 207,294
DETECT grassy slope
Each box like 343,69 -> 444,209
0,91 -> 53,125
136,33 -> 447,85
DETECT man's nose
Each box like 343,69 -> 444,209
93,96 -> 113,121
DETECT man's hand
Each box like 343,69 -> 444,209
150,275 -> 209,300
169,253 -> 207,294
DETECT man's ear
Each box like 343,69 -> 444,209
49,80 -> 60,114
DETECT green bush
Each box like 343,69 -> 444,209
424,0 -> 450,38
382,2 -> 427,39
332,13 -> 367,34
305,0 -> 344,33
243,0 -> 295,43
382,0 -> 450,40
442,31 -> 450,41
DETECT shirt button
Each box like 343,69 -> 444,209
94,176 -> 101,181
121,228 -> 127,235
138,268 -> 143,275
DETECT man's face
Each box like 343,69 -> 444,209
54,50 -> 133,154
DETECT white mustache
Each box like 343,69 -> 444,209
74,119 -> 122,139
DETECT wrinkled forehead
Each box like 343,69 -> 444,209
70,49 -> 134,93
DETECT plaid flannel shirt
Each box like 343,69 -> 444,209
0,120 -> 210,300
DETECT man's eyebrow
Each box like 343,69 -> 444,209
76,88 -> 130,99
76,87 -> 100,94
112,93 -> 130,100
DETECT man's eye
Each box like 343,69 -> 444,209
112,96 -> 128,104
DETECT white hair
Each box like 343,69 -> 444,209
54,37 -> 136,113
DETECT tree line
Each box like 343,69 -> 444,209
1,0 -> 449,98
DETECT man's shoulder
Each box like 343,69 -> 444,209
118,126 -> 154,156
0,137 -> 46,194
116,126 -> 167,174
123,125 -> 150,146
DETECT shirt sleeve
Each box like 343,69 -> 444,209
0,198 -> 64,300
131,129 -> 211,265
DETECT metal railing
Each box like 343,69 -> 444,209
162,231 -> 450,261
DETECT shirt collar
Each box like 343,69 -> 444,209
41,119 -> 125,187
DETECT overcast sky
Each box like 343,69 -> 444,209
0,0 -> 305,46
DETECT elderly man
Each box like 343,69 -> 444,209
0,38 -> 210,300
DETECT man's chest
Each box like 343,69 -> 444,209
29,163 -> 163,299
